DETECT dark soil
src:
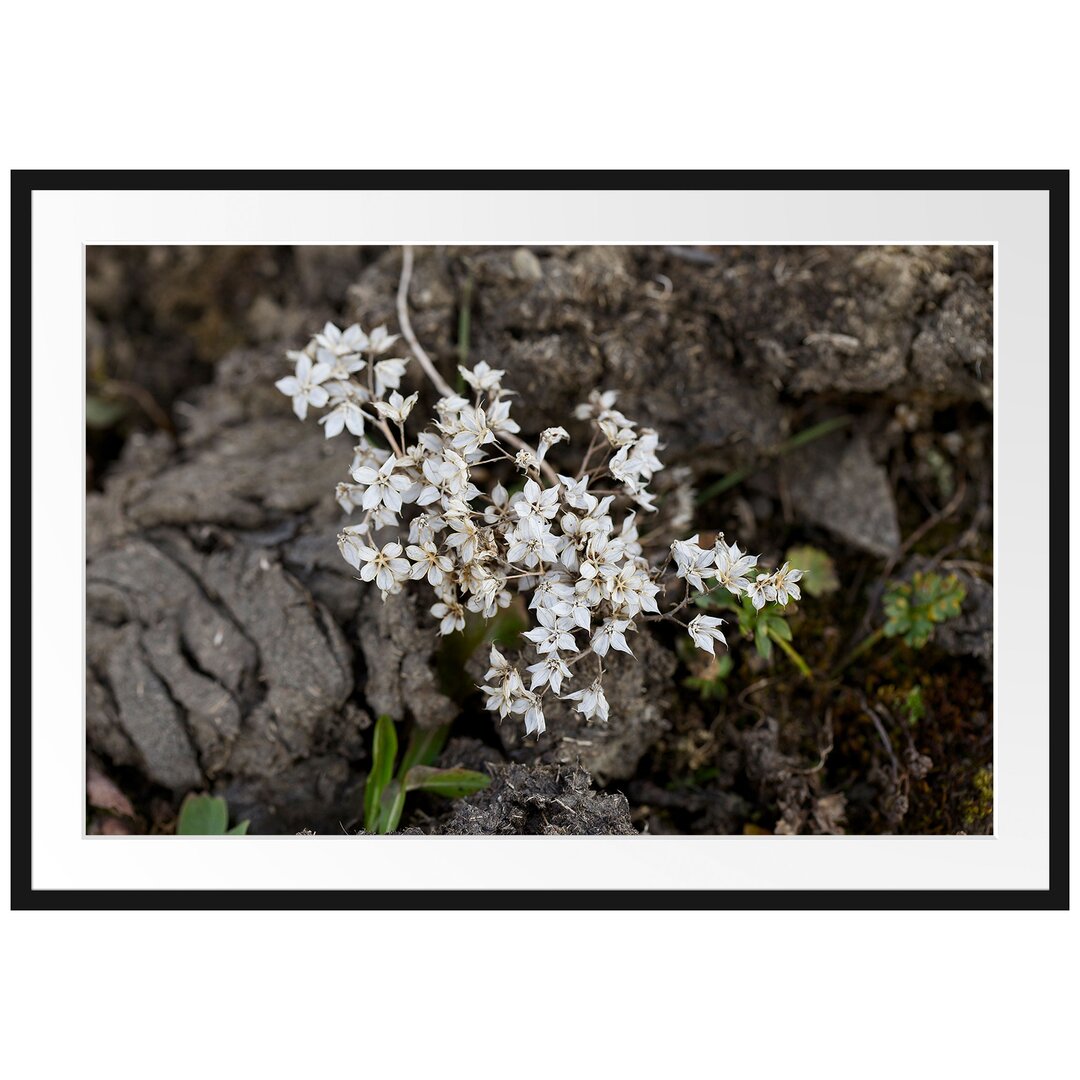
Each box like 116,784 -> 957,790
85,244 -> 993,836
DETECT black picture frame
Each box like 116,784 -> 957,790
10,169 -> 1069,911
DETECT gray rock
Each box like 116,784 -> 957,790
355,589 -> 459,730
784,432 -> 901,557
103,624 -> 204,791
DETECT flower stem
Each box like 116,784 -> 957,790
831,627 -> 885,677
767,626 -> 813,680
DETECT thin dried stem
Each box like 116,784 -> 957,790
396,245 -> 560,486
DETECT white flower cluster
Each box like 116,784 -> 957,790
276,321 -> 804,739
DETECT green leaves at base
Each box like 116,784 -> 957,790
364,715 -> 491,834
176,794 -> 249,835
364,714 -> 399,831
403,766 -> 491,799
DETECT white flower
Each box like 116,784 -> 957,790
466,576 -> 510,618
514,448 -> 539,472
406,541 -> 454,586
408,512 -> 445,545
319,393 -> 367,439
450,405 -> 496,455
335,482 -> 367,513
552,587 -> 593,632
278,307 -> 825,746
435,394 -> 470,417
275,352 -> 332,420
431,598 -> 467,635
352,456 -> 413,513
373,390 -> 419,425
314,322 -> 368,377
536,426 -> 569,461
557,474 -> 592,509
563,678 -> 609,723
748,574 -> 778,610
485,397 -> 520,438
772,562 -> 803,605
523,695 -> 546,737
367,325 -> 401,355
459,361 -> 505,394
574,389 -> 619,421
443,514 -> 482,565
512,478 -> 561,525
526,654 -> 571,695
590,617 -> 633,658
671,535 -> 716,591
713,538 -> 758,596
484,645 -> 512,683
579,535 -> 623,583
600,561 -> 660,616
344,540 -> 411,594
687,613 -> 727,655
374,356 -> 408,396
506,518 -> 559,569
483,482 -> 514,527
351,442 -> 390,474
481,668 -> 529,720
522,607 -> 577,655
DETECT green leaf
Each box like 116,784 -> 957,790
754,623 -> 772,659
767,613 -> 792,641
378,780 -> 406,835
785,545 -> 839,598
397,724 -> 450,780
364,715 -> 398,832
177,794 -> 229,835
226,820 -> 250,835
403,766 -> 491,799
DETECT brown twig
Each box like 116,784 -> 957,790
396,245 -> 559,487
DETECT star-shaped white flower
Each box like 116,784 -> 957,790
373,390 -> 419,425
687,613 -> 727,654
590,617 -> 633,658
522,607 -> 577,655
341,539 -> 411,594
374,356 -> 408,396
713,539 -> 758,596
563,678 -> 609,723
459,361 -> 505,394
351,456 -> 413,513
772,562 -> 804,605
671,535 -> 716,591
275,352 -> 332,420
748,574 -> 778,610
526,654 -> 571,695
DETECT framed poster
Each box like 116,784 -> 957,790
9,170 -> 1068,909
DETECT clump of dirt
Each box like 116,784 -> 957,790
437,763 -> 636,835
85,244 -> 993,836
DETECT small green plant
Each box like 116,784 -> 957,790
900,685 -> 926,727
363,715 -> 491,834
882,571 -> 966,648
176,794 -> 249,835
695,589 -> 812,679
835,570 -> 967,674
